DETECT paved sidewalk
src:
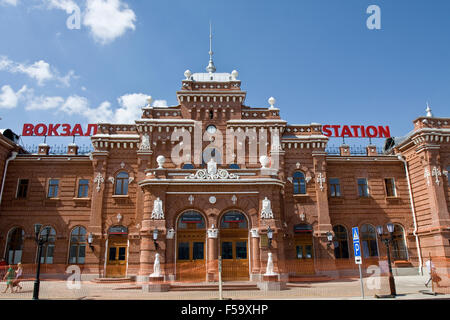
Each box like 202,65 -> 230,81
0,275 -> 448,300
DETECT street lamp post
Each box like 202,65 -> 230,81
153,229 -> 159,250
376,223 -> 397,298
33,224 -> 50,300
267,226 -> 273,248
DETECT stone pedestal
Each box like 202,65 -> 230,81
142,276 -> 170,292
257,274 -> 286,291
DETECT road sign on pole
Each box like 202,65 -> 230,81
352,227 -> 362,265
352,227 -> 364,299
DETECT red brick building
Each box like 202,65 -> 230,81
0,64 -> 449,286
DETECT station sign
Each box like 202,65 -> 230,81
223,213 -> 244,223
322,125 -> 390,138
180,215 -> 204,224
22,123 -> 98,137
293,224 -> 313,233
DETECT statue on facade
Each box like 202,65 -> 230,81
207,158 -> 217,176
264,252 -> 278,276
150,253 -> 162,278
151,197 -> 164,219
261,197 -> 274,219
139,134 -> 151,151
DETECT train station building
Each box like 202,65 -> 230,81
0,56 -> 449,288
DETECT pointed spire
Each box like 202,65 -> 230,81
426,101 -> 433,117
206,21 -> 216,73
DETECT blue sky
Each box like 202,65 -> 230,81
1,0 -> 449,148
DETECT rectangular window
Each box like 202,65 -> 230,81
47,179 -> 59,198
16,179 -> 29,198
235,241 -> 247,260
329,178 -> 341,197
221,241 -> 233,259
385,178 -> 396,197
193,242 -> 204,260
357,178 -> 369,197
77,179 -> 89,198
177,242 -> 189,260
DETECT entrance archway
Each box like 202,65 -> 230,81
293,224 -> 315,275
105,225 -> 128,278
219,211 -> 249,281
176,211 -> 206,282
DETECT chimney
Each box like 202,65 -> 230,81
38,143 -> 50,155
366,145 -> 378,156
68,143 -> 79,155
339,144 -> 350,156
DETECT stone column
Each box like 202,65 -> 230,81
250,228 -> 261,278
312,153 -> 336,277
206,228 -> 218,281
89,153 -> 108,277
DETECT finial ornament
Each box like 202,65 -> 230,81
184,70 -> 192,80
426,102 -> 433,118
206,21 -> 216,73
146,96 -> 153,107
268,97 -> 276,109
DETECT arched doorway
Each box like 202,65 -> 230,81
219,211 -> 249,281
5,227 -> 24,264
293,224 -> 315,274
176,211 -> 206,282
105,225 -> 128,278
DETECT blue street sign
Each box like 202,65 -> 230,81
352,227 -> 362,264
353,242 -> 361,257
352,227 -> 359,242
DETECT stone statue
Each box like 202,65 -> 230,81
261,197 -> 274,219
264,252 -> 278,276
207,158 -> 217,176
139,134 -> 150,151
150,253 -> 162,278
151,197 -> 164,220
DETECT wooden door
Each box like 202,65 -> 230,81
220,230 -> 249,281
105,236 -> 128,278
292,233 -> 315,275
176,230 -> 206,282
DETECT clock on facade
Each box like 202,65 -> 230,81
206,125 -> 217,134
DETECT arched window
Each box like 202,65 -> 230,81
5,227 -> 24,264
115,171 -> 129,195
293,171 -> 306,194
182,163 -> 195,169
39,226 -> 56,264
178,211 -> 205,230
391,224 -> 408,260
333,225 -> 349,259
68,226 -> 86,264
220,211 -> 248,229
360,224 -> 378,258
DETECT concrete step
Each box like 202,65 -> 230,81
169,283 -> 259,291
287,275 -> 334,283
91,277 -> 134,284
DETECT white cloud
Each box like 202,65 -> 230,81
115,93 -> 150,123
153,99 -> 168,108
0,0 -> 18,6
0,56 -> 76,87
83,0 -> 136,45
58,92 -> 150,123
0,85 -> 29,109
44,0 -> 78,13
60,95 -> 114,123
25,95 -> 65,111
